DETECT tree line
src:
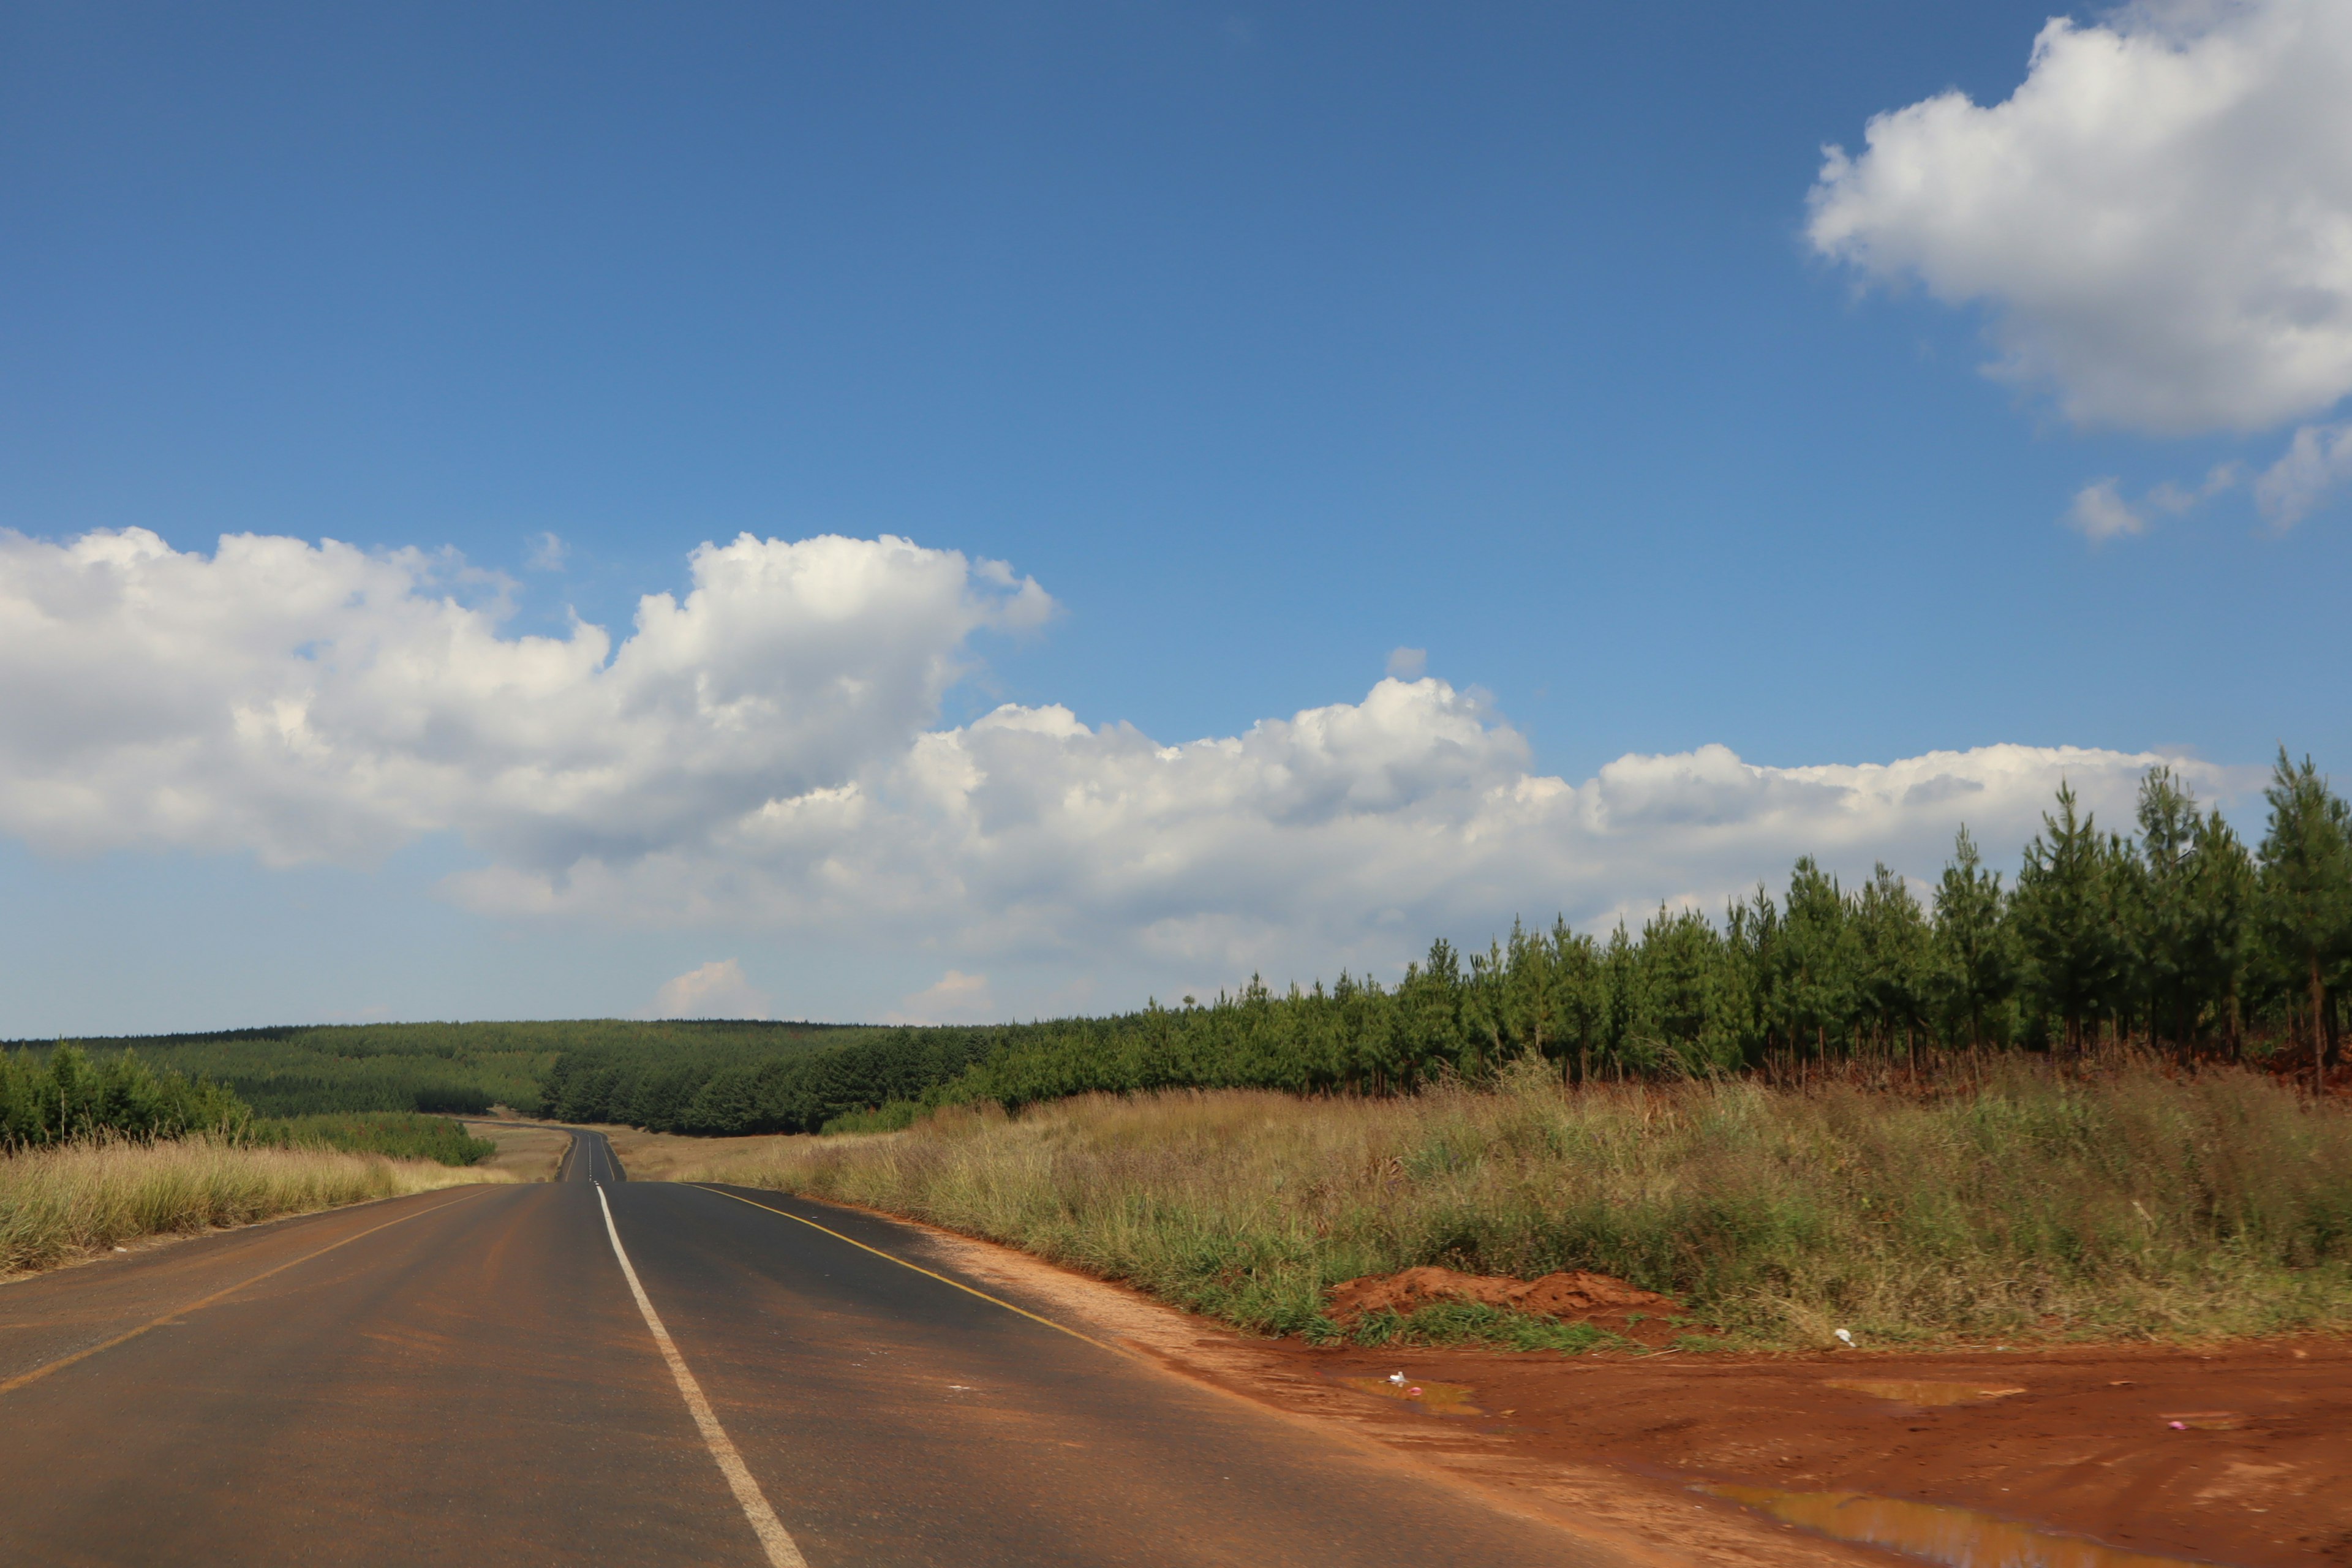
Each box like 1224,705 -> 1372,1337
20,752 -> 2344,1138
542,750 -> 2352,1135
0,1045 -> 253,1148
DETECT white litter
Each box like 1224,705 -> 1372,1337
1834,1329 -> 1855,1347
1387,1371 -> 1407,1385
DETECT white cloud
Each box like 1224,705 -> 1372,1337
2066,463 -> 2244,540
2065,478 -> 2146,541
456,681 -> 2247,982
883,970 -> 994,1026
647,959 -> 771,1020
526,532 -> 568,571
2254,419 -> 2352,526
0,527 -> 1049,866
1385,646 -> 1427,679
1809,0 -> 2352,434
0,527 -> 2255,1000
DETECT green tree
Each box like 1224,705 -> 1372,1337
1851,864 -> 1934,1063
1768,858 -> 1856,1068
1931,827 -> 2016,1049
2127,767 -> 2255,1054
2130,767 -> 2201,1049
2256,749 -> 2351,1093
2013,783 -> 2129,1053
2187,807 -> 2258,1054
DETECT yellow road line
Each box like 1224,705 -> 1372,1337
595,1183 -> 805,1568
695,1185 -> 1123,1356
0,1186 -> 491,1398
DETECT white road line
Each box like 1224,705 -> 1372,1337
594,1183 -> 807,1568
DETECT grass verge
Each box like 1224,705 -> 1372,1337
0,1136 -> 512,1277
685,1058 -> 2352,1351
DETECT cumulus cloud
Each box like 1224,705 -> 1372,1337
0,527 -> 2250,993
1809,0 -> 2352,434
457,682 -> 2243,980
0,527 -> 1049,866
2254,418 -> 2352,526
647,959 -> 771,1020
1385,646 -> 1427,679
2064,462 -> 2242,540
2065,479 -> 2147,541
883,970 -> 994,1026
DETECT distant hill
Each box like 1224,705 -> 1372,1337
1,1019 -> 872,1117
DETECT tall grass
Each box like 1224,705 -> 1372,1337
691,1060 -> 2352,1348
0,1137 -> 510,1276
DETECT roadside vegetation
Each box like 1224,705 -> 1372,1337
0,1137 -> 508,1276
257,1113 -> 497,1166
688,1059 -> 2352,1349
0,1044 -> 252,1148
0,1050 -> 513,1276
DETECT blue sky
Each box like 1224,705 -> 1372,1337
3,1 -> 2347,1033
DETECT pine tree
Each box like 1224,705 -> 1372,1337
2256,749 -> 2351,1093
1931,827 -> 2016,1049
2187,807 -> 2256,1054
2013,783 -> 2128,1054
1852,864 -> 1934,1064
1771,858 -> 1856,1069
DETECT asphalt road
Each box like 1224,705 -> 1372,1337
0,1131 -> 1618,1566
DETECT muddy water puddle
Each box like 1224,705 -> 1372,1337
1826,1379 -> 2028,1407
1333,1374 -> 1483,1417
1700,1484 -> 2218,1568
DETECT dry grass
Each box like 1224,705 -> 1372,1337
456,1120 -> 575,1182
581,1122 -> 796,1181
0,1136 -> 513,1277
687,1059 -> 2352,1349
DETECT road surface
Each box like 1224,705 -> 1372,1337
0,1128 -> 1620,1566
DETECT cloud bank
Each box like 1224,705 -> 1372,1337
1809,0 -> 2352,437
0,528 -> 2245,990
647,959 -> 771,1020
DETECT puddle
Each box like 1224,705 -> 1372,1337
1826,1379 -> 2028,1407
1699,1484 -> 2215,1568
1335,1376 -> 1483,1417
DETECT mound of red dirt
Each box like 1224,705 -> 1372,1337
1323,1265 -> 1679,1327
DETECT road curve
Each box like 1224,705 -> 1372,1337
0,1129 -> 1624,1566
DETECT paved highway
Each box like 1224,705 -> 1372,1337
0,1130 -> 1618,1566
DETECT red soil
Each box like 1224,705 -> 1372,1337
853,1199 -> 2352,1567
1258,1333 -> 2352,1566
1324,1265 -> 1697,1348
1325,1265 -> 1679,1325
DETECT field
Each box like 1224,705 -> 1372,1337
0,1137 -> 513,1276
687,1057 -> 2352,1349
